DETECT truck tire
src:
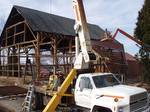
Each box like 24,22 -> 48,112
92,106 -> 112,112
72,109 -> 89,112
70,106 -> 90,112
71,109 -> 82,112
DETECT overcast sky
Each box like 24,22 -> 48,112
0,0 -> 144,55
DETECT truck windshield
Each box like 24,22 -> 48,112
92,74 -> 120,88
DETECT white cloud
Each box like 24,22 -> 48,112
0,0 -> 145,55
0,1 -> 12,20
83,0 -> 144,31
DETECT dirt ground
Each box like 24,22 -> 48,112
0,77 -> 28,112
0,86 -> 27,96
0,97 -> 24,112
0,76 -> 44,112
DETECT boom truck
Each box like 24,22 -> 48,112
43,0 -> 150,112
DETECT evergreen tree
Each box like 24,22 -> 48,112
134,0 -> 150,83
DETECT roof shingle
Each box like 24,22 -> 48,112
14,5 -> 104,39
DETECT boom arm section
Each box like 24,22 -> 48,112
73,0 -> 96,69
112,28 -> 150,50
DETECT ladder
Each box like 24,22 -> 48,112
24,59 -> 35,83
22,84 -> 35,112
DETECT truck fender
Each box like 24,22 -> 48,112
91,105 -> 112,112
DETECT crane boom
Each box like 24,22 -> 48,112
112,28 -> 150,50
73,0 -> 96,69
112,28 -> 142,45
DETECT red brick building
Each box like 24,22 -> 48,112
125,53 -> 142,80
92,38 -> 127,75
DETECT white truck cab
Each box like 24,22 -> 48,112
75,73 -> 150,112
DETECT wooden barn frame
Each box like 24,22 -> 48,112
0,6 -> 127,84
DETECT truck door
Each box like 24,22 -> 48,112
76,77 -> 93,108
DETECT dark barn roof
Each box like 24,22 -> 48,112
1,6 -> 104,40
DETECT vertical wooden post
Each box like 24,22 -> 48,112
0,48 -> 1,76
24,48 -> 28,83
18,45 -> 21,77
63,50 -> 66,74
66,53 -> 69,73
36,32 -> 40,80
14,25 -> 16,45
5,30 -> 7,47
3,49 -> 5,76
12,48 -> 14,77
7,48 -> 10,77
6,30 -> 8,77
24,23 -> 26,42
68,39 -> 72,70
53,36 -> 57,75
2,49 -> 6,75
12,47 -> 16,77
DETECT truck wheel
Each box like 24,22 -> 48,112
92,106 -> 112,112
71,108 -> 88,112
71,108 -> 83,112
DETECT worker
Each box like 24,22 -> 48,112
47,74 -> 58,91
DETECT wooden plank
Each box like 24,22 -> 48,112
53,36 -> 57,75
6,21 -> 25,31
25,21 -> 37,40
36,32 -> 40,80
0,40 -> 37,50
18,45 -> 21,77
